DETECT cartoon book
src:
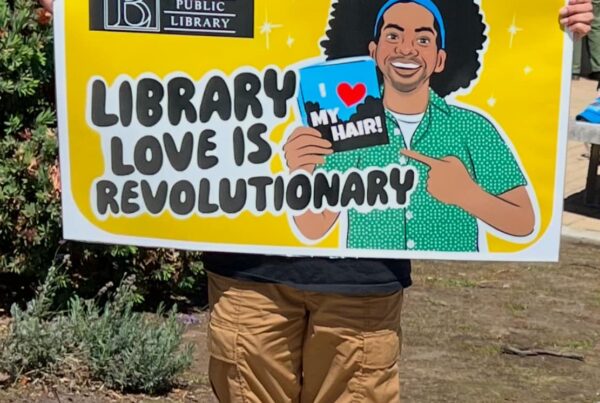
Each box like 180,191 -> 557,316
297,57 -> 389,152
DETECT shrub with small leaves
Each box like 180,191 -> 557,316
0,267 -> 194,395
0,0 -> 60,274
0,266 -> 74,379
69,276 -> 193,394
0,0 -> 206,302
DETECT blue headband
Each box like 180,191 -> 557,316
373,0 -> 446,49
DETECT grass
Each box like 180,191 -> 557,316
559,339 -> 594,351
424,276 -> 479,289
506,302 -> 528,316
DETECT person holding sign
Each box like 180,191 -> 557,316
40,0 -> 593,401
204,2 -> 592,403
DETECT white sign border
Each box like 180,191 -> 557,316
54,0 -> 573,263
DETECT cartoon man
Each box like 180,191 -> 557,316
284,0 -> 536,252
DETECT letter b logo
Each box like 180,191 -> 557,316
104,0 -> 160,32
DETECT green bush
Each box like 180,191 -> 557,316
0,266 -> 73,379
69,276 -> 193,394
0,266 -> 193,394
0,0 -> 206,302
0,0 -> 60,274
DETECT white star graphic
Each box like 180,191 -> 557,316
286,35 -> 295,48
524,66 -> 533,75
487,96 -> 497,107
260,11 -> 282,50
508,15 -> 523,49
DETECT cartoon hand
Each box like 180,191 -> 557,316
401,149 -> 478,207
560,0 -> 593,39
283,127 -> 333,174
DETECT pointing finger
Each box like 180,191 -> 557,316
400,149 -> 442,167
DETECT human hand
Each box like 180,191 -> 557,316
560,0 -> 594,39
40,0 -> 53,12
401,150 -> 479,207
39,0 -> 53,12
283,127 -> 333,174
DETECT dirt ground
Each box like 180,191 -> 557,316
1,238 -> 600,402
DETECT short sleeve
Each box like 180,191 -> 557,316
466,115 -> 527,195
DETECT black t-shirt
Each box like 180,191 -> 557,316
203,252 -> 412,296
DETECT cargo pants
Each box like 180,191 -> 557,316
207,272 -> 404,403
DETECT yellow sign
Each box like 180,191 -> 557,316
56,0 -> 571,260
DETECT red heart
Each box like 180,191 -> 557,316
337,82 -> 367,107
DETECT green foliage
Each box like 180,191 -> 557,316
0,265 -> 72,379
0,267 -> 193,394
0,0 -> 55,129
0,0 -> 206,300
66,247 -> 207,305
69,276 -> 193,394
1,3 -> 201,392
0,0 -> 60,274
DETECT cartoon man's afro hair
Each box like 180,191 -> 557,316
320,0 -> 487,98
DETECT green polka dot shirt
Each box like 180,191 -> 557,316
320,90 -> 527,252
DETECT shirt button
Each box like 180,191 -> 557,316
407,240 -> 416,249
393,128 -> 401,136
406,211 -> 414,220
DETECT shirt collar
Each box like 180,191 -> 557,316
427,89 -> 450,115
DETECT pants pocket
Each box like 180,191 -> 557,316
208,320 -> 249,402
362,330 -> 400,370
354,330 -> 401,402
208,320 -> 238,364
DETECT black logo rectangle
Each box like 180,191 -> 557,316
89,0 -> 254,38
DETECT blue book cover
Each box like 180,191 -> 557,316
298,57 -> 389,152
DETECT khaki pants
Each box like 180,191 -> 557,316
207,272 -> 404,403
